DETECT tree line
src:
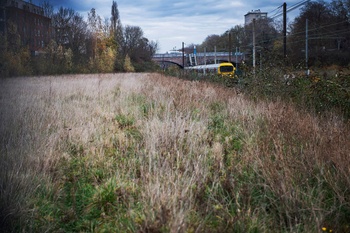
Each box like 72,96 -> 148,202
0,1 -> 158,77
188,0 -> 350,68
1,0 -> 349,77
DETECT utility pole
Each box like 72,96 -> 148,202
283,2 -> 287,58
253,19 -> 256,71
182,42 -> 185,69
228,32 -> 232,62
305,19 -> 309,76
214,46 -> 217,64
235,47 -> 238,69
204,47 -> 207,75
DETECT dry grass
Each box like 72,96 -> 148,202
0,73 -> 349,232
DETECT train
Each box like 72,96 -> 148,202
185,62 -> 236,78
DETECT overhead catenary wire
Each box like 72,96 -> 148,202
242,18 -> 349,50
228,2 -> 349,54
270,5 -> 284,19
268,4 -> 283,18
287,19 -> 350,37
271,0 -> 310,19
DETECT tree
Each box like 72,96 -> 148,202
87,8 -> 118,72
110,1 -> 123,50
41,1 -> 54,18
52,7 -> 76,45
201,34 -> 222,51
0,21 -> 32,76
242,18 -> 279,53
51,7 -> 89,67
330,0 -> 350,22
111,1 -> 121,33
329,0 -> 350,52
117,25 -> 157,71
229,25 -> 246,48
68,14 -> 89,64
122,26 -> 153,61
87,8 -> 103,60
289,0 -> 349,66
123,54 -> 134,72
122,25 -> 141,58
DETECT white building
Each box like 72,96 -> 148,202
244,10 -> 268,25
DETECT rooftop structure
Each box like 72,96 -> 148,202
244,9 -> 268,25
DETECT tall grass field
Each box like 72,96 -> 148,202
0,73 -> 349,232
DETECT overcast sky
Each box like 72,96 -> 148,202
32,0 -> 330,53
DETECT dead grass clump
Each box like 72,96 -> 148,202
244,100 -> 350,231
1,73 -> 349,232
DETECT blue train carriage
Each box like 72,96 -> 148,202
186,62 -> 236,78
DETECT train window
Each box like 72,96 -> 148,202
220,66 -> 233,72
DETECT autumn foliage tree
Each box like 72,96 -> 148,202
0,21 -> 32,77
87,8 -> 117,73
0,1 -> 157,77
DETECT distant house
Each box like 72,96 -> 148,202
0,0 -> 51,55
244,10 -> 268,25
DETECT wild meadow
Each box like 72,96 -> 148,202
0,73 -> 349,232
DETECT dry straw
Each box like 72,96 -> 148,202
1,73 -> 349,232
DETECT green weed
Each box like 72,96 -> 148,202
115,114 -> 135,129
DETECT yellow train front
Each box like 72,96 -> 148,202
217,62 -> 235,78
186,62 -> 236,78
